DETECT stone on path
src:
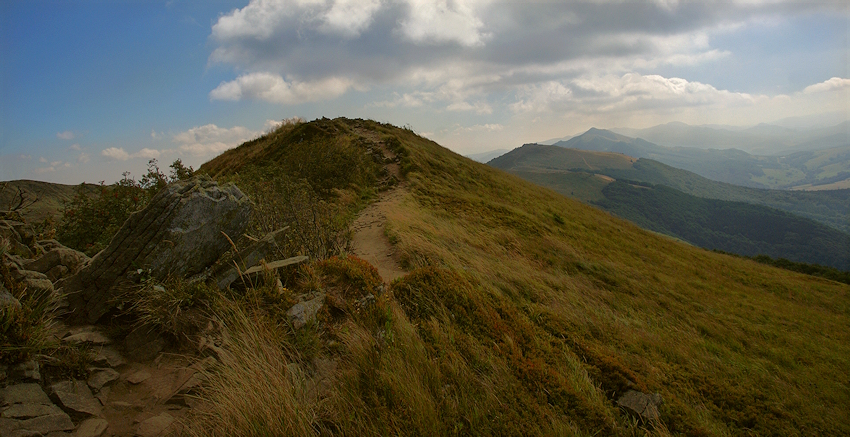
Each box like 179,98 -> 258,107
50,380 -> 102,417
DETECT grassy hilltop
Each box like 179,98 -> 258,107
188,118 -> 849,436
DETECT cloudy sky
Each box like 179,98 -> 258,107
1,0 -> 848,184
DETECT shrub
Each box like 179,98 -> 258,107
57,159 -> 193,256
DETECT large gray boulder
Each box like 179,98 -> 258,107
61,176 -> 251,324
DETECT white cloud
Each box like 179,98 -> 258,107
77,153 -> 90,164
803,77 -> 850,94
446,100 -> 493,114
69,143 -> 82,151
210,72 -> 352,105
172,124 -> 259,156
320,0 -> 382,37
56,131 -> 74,140
102,147 -> 131,161
39,157 -> 48,163
463,123 -> 503,132
399,0 -> 489,47
135,148 -> 161,160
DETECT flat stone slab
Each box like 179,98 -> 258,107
5,413 -> 75,435
93,346 -> 126,368
126,370 -> 152,385
2,384 -> 51,406
63,331 -> 112,345
87,368 -> 120,391
76,417 -> 109,437
136,412 -> 174,437
1,403 -> 64,419
50,380 -> 102,417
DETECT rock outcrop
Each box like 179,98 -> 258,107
617,390 -> 663,421
60,176 -> 252,324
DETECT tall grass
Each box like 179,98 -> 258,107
184,303 -> 319,437
183,118 -> 849,436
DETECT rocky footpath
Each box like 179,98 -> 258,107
1,323 -> 216,436
1,175 -> 308,436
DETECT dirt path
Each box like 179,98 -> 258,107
349,136 -> 407,283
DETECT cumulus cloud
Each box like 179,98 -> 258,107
56,131 -> 74,140
803,77 -> 850,94
399,0 -> 489,47
69,144 -> 82,151
210,72 -> 352,105
101,147 -> 131,161
208,0 -> 832,109
172,124 -> 258,156
207,0 -> 847,138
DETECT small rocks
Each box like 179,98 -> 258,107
286,292 -> 326,329
92,346 -> 126,368
76,417 -> 109,437
8,360 -> 40,382
50,380 -> 102,417
63,330 -> 112,345
126,370 -> 152,385
1,384 -> 74,436
0,284 -> 21,310
23,246 -> 90,282
87,368 -> 120,392
617,390 -> 663,421
2,384 -> 52,406
2,403 -> 65,419
136,412 -> 174,437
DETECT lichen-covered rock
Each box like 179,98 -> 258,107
617,390 -> 663,421
287,293 -> 326,329
0,284 -> 20,310
24,246 -> 90,282
61,175 -> 252,323
7,268 -> 53,296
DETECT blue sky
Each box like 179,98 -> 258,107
1,0 -> 848,184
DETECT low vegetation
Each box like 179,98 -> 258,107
6,117 -> 847,436
188,118 -> 848,435
57,159 -> 194,256
596,180 -> 850,270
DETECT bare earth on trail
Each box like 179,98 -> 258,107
350,139 -> 407,283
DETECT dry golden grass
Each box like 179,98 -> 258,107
185,118 -> 848,436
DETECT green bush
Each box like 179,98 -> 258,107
57,159 -> 193,256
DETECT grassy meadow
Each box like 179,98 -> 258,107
186,118 -> 848,436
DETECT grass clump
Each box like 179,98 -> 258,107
0,238 -> 56,363
184,304 -> 320,437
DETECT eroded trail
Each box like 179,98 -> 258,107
349,136 -> 407,283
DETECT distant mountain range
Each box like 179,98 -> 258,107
465,149 -> 510,163
550,128 -> 850,190
489,142 -> 850,270
611,120 -> 849,156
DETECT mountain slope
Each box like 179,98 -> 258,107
197,118 -> 849,436
492,143 -> 850,233
596,180 -> 850,270
555,128 -> 850,190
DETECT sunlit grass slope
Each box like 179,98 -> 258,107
195,118 -> 848,436
380,121 -> 849,435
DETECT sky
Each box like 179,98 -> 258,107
1,0 -> 848,185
